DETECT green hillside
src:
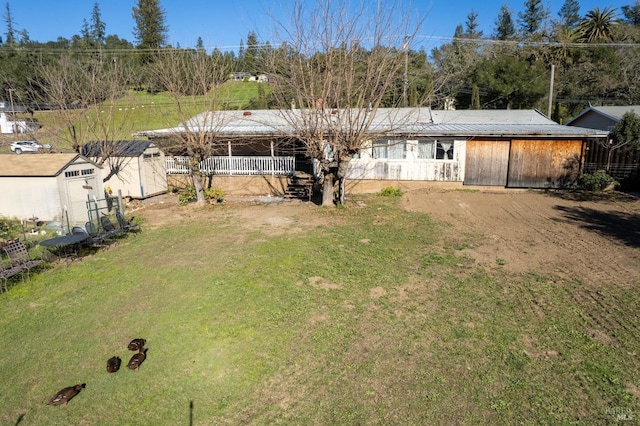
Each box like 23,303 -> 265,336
0,81 -> 268,154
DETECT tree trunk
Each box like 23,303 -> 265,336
322,172 -> 335,206
188,154 -> 206,205
335,156 -> 351,206
192,173 -> 206,205
337,176 -> 346,206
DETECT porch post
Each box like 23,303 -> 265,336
228,141 -> 232,175
271,141 -> 275,176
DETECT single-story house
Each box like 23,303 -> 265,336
0,102 -> 40,134
135,108 -> 608,194
566,105 -> 640,183
0,154 -> 104,226
81,140 -> 168,199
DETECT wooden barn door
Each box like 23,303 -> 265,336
464,140 -> 510,186
507,139 -> 583,188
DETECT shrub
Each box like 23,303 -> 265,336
178,186 -> 197,206
578,171 -> 618,192
379,186 -> 403,197
204,187 -> 225,203
178,187 -> 225,205
0,217 -> 24,242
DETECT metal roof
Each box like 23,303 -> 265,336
0,154 -> 99,177
134,108 -> 609,139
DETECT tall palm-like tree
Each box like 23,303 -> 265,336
576,7 -> 619,43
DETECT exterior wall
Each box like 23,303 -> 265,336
167,174 -> 289,197
104,148 -> 168,199
464,140 -> 510,186
507,139 -> 584,188
346,139 -> 466,182
0,112 -> 38,134
0,177 -> 61,221
104,157 -> 138,198
346,179 -> 464,194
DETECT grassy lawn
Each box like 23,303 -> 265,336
1,195 -> 638,424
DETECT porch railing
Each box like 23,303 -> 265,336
165,156 -> 191,174
166,156 -> 295,176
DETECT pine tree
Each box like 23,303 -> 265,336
91,2 -> 106,45
132,0 -> 168,49
80,19 -> 91,45
558,0 -> 581,29
245,31 -> 260,72
464,10 -> 483,39
494,3 -> 516,40
622,1 -> 640,26
518,0 -> 549,36
3,2 -> 16,46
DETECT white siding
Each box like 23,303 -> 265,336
0,177 -> 61,221
104,148 -> 167,198
347,139 -> 467,182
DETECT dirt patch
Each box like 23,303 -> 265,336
403,188 -> 640,289
135,189 -> 640,291
135,195 -> 328,236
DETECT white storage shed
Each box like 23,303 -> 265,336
0,154 -> 104,225
82,140 -> 167,199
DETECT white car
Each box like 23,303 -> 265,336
10,140 -> 50,154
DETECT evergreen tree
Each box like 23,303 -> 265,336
132,0 -> 168,49
237,39 -> 245,69
245,31 -> 260,72
3,2 -> 16,46
518,0 -> 549,36
622,1 -> 640,26
558,0 -> 581,29
196,36 -> 204,52
18,28 -> 28,45
494,3 -> 516,40
80,19 -> 91,45
91,2 -> 106,45
464,10 -> 483,39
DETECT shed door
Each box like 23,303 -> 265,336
464,140 -> 510,186
65,176 -> 99,225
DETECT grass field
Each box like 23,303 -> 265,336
1,194 -> 638,424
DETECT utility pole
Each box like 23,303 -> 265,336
7,88 -> 17,139
403,35 -> 409,108
547,64 -> 555,119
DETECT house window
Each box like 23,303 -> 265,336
373,139 -> 406,159
81,169 -> 94,176
417,139 -> 454,160
417,140 -> 435,159
65,170 -> 79,178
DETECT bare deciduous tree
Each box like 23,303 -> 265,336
147,49 -> 233,204
265,0 -> 424,206
32,53 -> 137,182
